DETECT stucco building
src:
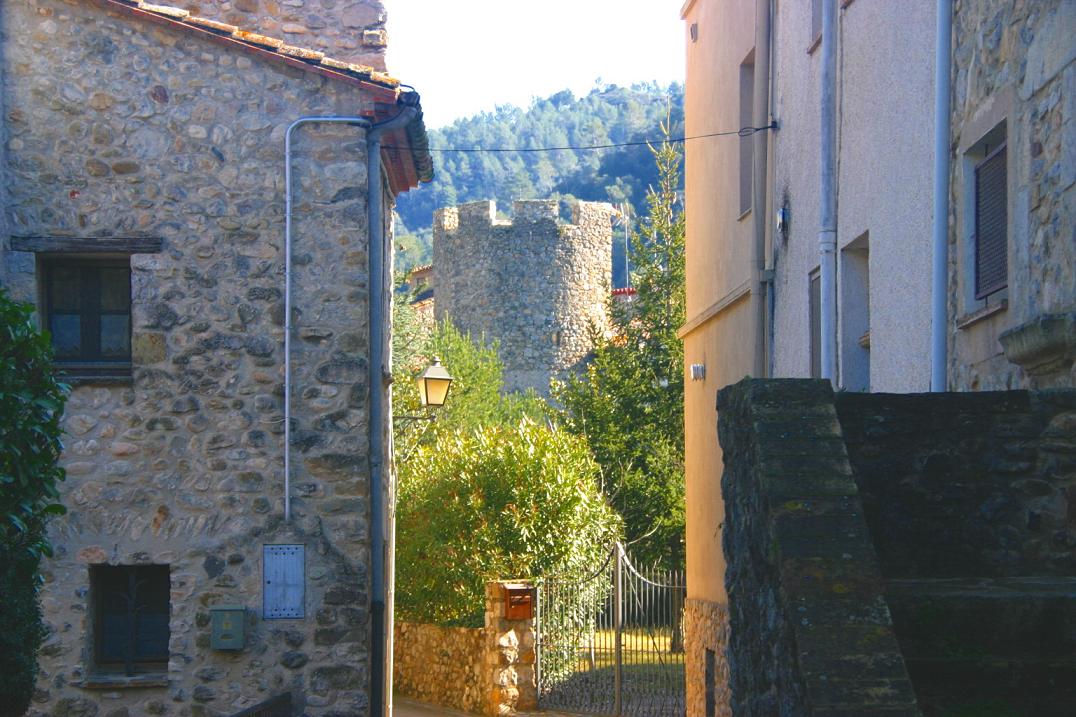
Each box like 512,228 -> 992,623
680,0 -> 1073,713
0,1 -> 430,715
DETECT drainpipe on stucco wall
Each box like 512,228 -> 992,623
367,94 -> 420,717
818,0 -> 839,384
752,0 -> 773,377
930,0 -> 953,391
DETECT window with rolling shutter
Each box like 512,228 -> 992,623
974,142 -> 1007,299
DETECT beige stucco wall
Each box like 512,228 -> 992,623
681,0 -> 759,714
680,0 -> 758,607
771,0 -> 936,392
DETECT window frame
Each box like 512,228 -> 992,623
89,564 -> 171,676
972,141 -> 1008,300
40,256 -> 133,377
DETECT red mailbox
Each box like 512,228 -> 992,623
502,583 -> 534,620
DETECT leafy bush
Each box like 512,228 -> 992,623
0,558 -> 46,717
0,287 -> 69,716
392,315 -> 545,457
395,418 -> 621,627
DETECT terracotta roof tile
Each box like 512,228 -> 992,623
138,2 -> 188,19
231,29 -> 285,49
185,16 -> 238,35
279,44 -> 325,61
92,0 -> 431,189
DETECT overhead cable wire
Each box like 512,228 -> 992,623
383,122 -> 778,153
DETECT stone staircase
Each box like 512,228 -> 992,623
836,390 -> 1076,717
886,577 -> 1076,716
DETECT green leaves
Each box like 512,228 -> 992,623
0,287 -> 69,562
0,287 -> 69,715
396,419 -> 621,627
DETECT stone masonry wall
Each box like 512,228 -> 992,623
683,599 -> 730,717
432,200 -> 615,394
392,622 -> 486,714
392,582 -> 536,717
716,379 -> 920,717
177,0 -> 389,69
837,390 -> 1076,578
0,1 -> 385,715
948,0 -> 1075,390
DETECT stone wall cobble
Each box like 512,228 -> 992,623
949,0 -> 1075,390
177,0 -> 388,69
432,200 -> 615,395
392,622 -> 487,714
683,598 -> 730,717
0,1 -> 389,715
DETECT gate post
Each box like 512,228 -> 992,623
614,543 -> 624,717
484,580 -> 537,715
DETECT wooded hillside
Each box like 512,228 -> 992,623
394,82 -> 685,282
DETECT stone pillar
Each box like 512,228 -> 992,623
484,581 -> 537,715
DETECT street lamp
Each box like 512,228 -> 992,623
416,355 -> 453,408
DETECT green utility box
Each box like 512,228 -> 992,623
210,605 -> 246,650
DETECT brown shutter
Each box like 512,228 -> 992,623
974,143 -> 1007,299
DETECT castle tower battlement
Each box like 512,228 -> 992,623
432,199 -> 616,393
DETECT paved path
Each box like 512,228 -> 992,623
393,698 -> 584,717
393,698 -> 477,717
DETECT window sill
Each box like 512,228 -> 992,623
956,299 -> 1008,330
59,374 -> 134,387
78,673 -> 168,690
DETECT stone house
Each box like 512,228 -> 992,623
679,0 -> 1073,713
0,1 -> 431,716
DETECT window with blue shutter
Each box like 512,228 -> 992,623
263,545 -> 305,619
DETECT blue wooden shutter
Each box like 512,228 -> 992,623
263,545 -> 305,619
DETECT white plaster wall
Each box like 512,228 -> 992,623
772,0 -> 936,392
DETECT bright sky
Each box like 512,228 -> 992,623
386,1 -> 686,129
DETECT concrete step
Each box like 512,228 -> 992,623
886,577 -> 1076,716
885,577 -> 1076,659
903,656 -> 1076,717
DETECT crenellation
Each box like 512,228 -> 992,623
432,199 -> 614,394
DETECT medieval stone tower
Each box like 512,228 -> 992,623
433,199 -> 616,394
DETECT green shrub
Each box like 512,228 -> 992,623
0,288 -> 69,715
395,418 -> 621,627
0,558 -> 46,717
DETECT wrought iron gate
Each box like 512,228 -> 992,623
536,543 -> 686,716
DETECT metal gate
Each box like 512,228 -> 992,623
536,543 -> 686,716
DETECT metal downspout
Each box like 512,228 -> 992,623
752,0 -> 773,378
284,116 -> 372,524
366,97 -> 419,717
931,0 -> 953,391
819,0 -> 839,384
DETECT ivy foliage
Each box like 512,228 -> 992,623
553,130 -> 686,569
395,418 -> 621,627
0,287 -> 69,717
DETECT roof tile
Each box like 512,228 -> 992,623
185,16 -> 239,35
279,44 -> 325,61
231,29 -> 285,49
138,2 -> 189,19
